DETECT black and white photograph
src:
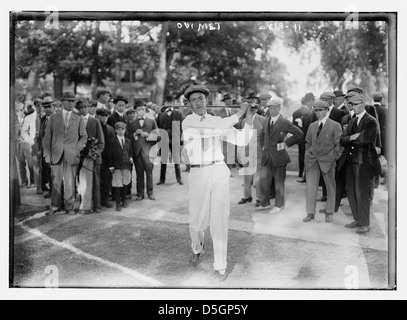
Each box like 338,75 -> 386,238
3,0 -> 406,301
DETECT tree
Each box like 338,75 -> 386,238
285,20 -> 388,95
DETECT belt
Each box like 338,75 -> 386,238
190,160 -> 223,168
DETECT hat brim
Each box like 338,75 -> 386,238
114,99 -> 128,104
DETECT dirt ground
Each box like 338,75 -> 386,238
10,151 -> 391,292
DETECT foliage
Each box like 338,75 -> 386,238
284,20 -> 388,92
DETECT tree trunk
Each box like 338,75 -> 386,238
154,22 -> 168,107
114,21 -> 122,95
25,68 -> 38,101
53,71 -> 64,100
91,21 -> 101,99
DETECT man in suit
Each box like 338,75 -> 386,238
309,92 -> 346,202
76,99 -> 105,214
334,92 -> 358,212
257,99 -> 303,214
259,93 -> 272,117
39,96 -> 55,198
237,108 -> 266,206
107,95 -> 128,128
333,90 -> 348,114
156,95 -> 184,185
338,93 -> 381,234
292,92 -> 314,182
128,100 -> 160,200
302,101 -> 342,223
96,108 -> 115,208
43,92 -> 88,215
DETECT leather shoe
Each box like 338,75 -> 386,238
254,199 -> 261,207
116,204 -> 122,212
45,208 -> 58,216
148,194 -> 155,200
135,196 -> 144,201
101,202 -> 113,208
65,210 -> 77,215
122,201 -> 129,208
255,204 -> 271,211
93,208 -> 102,214
345,221 -> 360,228
126,195 -> 132,200
297,179 -> 306,183
303,214 -> 314,222
325,213 -> 333,223
177,180 -> 184,185
44,191 -> 52,198
36,187 -> 43,195
156,181 -> 165,185
317,196 -> 327,202
238,197 -> 252,205
356,226 -> 370,235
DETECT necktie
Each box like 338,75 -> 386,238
64,112 -> 69,127
120,137 -> 124,148
270,120 -> 274,131
200,115 -> 208,151
317,122 -> 323,137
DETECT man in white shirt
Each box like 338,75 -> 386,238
95,88 -> 111,110
21,101 -> 41,193
182,85 -> 253,278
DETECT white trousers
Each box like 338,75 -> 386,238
188,161 -> 230,271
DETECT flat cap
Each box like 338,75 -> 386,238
333,90 -> 345,97
320,92 -> 335,100
184,85 -> 210,100
96,108 -> 110,116
347,87 -> 364,94
126,107 -> 136,114
348,93 -> 365,105
345,91 -> 358,99
259,93 -> 272,100
313,100 -> 329,109
268,99 -> 282,107
115,121 -> 127,129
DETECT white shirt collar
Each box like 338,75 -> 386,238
319,113 -> 329,126
270,114 -> 280,124
357,110 -> 367,122
62,109 -> 72,116
116,110 -> 124,117
81,114 -> 90,121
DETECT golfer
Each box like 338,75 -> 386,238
182,85 -> 254,277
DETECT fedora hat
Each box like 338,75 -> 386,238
61,92 -> 76,101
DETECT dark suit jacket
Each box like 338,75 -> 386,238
156,109 -> 184,141
259,115 -> 303,167
238,114 -> 266,165
100,123 -> 115,167
304,118 -> 342,173
43,111 -> 87,165
338,112 -> 381,177
106,111 -> 126,128
374,103 -> 387,156
80,117 -> 105,165
127,117 -> 160,158
110,136 -> 132,170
